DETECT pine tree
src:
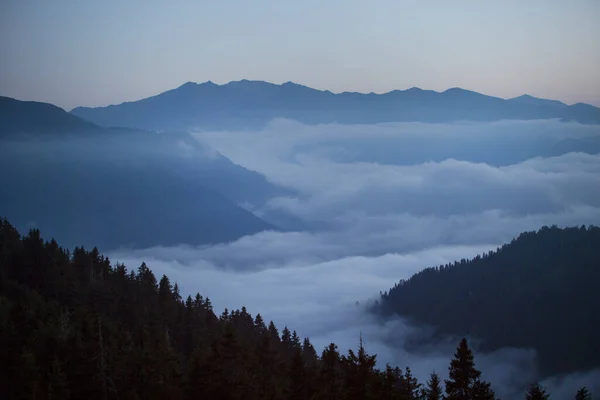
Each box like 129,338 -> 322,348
291,330 -> 301,348
316,343 -> 343,400
289,346 -> 308,400
268,321 -> 280,342
575,387 -> 591,400
525,383 -> 550,400
281,326 -> 292,344
399,366 -> 421,399
382,364 -> 402,400
445,337 -> 494,400
472,379 -> 495,400
423,372 -> 443,400
255,331 -> 283,400
254,313 -> 266,332
302,337 -> 318,368
344,336 -> 378,400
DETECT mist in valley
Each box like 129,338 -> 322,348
75,119 -> 600,399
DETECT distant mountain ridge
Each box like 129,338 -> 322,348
70,80 -> 600,131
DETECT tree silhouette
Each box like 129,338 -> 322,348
423,372 -> 443,400
1,218 -> 593,399
445,338 -> 495,400
575,387 -> 591,400
525,383 -> 550,400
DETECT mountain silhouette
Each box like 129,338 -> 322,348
70,80 -> 600,131
1,95 -> 99,137
0,96 -> 281,249
508,94 -> 567,108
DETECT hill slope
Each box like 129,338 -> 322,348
3,219 -> 592,399
0,95 -> 99,137
0,97 -> 282,249
376,225 -> 600,377
70,80 -> 600,131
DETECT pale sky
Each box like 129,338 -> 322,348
1,0 -> 599,110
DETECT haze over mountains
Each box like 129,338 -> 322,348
2,82 -> 600,398
0,96 -> 286,250
71,80 -> 600,132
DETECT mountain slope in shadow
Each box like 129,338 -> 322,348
0,96 -> 282,250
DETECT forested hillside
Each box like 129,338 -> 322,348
0,219 -> 594,399
376,225 -> 600,378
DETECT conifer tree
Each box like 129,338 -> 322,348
525,383 -> 550,400
423,372 -> 443,400
382,364 -> 402,400
255,331 -> 283,400
401,366 -> 421,399
254,313 -> 266,332
289,346 -> 308,400
268,320 -> 280,342
281,326 -> 292,344
445,337 -> 495,400
575,387 -> 591,400
344,336 -> 378,400
316,343 -> 343,400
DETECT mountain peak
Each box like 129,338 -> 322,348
178,81 -> 198,89
509,94 -> 567,108
513,94 -> 535,100
443,87 -> 475,94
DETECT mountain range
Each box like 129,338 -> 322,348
2,85 -> 600,247
70,80 -> 600,131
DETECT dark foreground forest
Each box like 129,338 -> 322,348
376,225 -> 600,378
0,218 -> 593,399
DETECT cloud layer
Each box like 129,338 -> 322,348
112,120 -> 600,399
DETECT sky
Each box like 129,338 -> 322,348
1,0 -> 599,110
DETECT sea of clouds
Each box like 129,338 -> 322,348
110,119 -> 600,399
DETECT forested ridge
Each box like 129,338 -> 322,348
377,225 -> 600,378
0,218 -> 592,399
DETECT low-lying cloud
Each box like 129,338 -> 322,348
111,239 -> 600,399
110,119 -> 600,398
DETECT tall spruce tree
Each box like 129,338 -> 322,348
575,387 -> 592,400
423,372 -> 443,400
525,383 -> 550,400
316,343 -> 343,400
401,366 -> 421,399
445,337 -> 495,400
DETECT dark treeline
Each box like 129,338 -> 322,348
0,219 -> 592,399
376,225 -> 600,378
